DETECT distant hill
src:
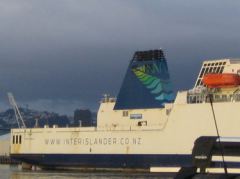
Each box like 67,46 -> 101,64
0,107 -> 98,131
0,108 -> 70,129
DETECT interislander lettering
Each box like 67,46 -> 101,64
132,138 -> 141,145
45,137 -> 142,146
45,139 -> 61,145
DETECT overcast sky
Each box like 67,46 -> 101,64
0,0 -> 240,114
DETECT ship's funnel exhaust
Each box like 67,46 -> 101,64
114,49 -> 174,110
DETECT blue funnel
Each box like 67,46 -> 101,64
114,49 -> 174,110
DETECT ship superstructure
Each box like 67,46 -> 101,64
10,50 -> 240,171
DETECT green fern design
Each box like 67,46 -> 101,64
132,69 -> 162,92
132,68 -> 173,102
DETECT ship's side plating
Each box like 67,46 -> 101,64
10,50 -> 240,170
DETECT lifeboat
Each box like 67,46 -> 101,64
202,73 -> 240,88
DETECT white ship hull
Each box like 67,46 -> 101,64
10,102 -> 240,169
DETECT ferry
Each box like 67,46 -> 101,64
10,49 -> 240,171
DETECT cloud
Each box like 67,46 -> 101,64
0,0 -> 240,113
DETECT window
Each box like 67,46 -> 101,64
122,111 -> 128,117
220,66 -> 224,73
216,67 -> 221,73
222,95 -> 227,101
196,96 -> 200,103
213,67 -> 217,73
16,135 -> 18,144
196,79 -> 201,86
192,96 -> 196,103
199,68 -> 206,78
19,135 -> 22,144
205,68 -> 209,74
214,95 -> 220,102
235,94 -> 240,101
13,135 -> 15,144
209,67 -> 213,73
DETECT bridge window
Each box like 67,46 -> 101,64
199,68 -> 205,78
13,135 -> 15,144
205,68 -> 209,74
209,67 -> 213,73
19,135 -> 22,144
187,94 -> 204,104
215,95 -> 220,100
16,135 -> 18,144
220,66 -> 224,73
213,67 -> 217,73
234,94 -> 240,101
196,79 -> 201,86
222,95 -> 227,101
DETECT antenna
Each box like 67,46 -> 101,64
34,118 -> 39,128
7,92 -> 26,128
208,93 -> 228,176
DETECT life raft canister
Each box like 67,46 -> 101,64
202,73 -> 240,88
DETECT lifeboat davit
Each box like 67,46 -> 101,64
202,73 -> 240,88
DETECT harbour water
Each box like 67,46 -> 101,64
0,165 -> 174,179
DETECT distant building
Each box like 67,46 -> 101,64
73,109 -> 93,127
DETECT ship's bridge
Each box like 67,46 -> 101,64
178,58 -> 240,105
195,59 -> 240,88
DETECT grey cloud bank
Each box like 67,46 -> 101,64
0,0 -> 240,114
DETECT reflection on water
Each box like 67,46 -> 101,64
0,165 -> 174,179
